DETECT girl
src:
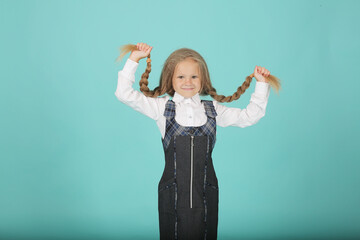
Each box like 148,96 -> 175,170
114,43 -> 281,240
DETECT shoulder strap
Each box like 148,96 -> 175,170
202,100 -> 217,118
163,99 -> 175,119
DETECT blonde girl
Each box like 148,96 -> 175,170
114,42 -> 281,240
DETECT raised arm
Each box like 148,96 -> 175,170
214,81 -> 270,127
114,56 -> 165,121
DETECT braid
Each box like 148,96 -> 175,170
208,75 -> 252,103
116,44 -> 282,101
208,73 -> 281,103
138,54 -> 164,97
115,44 -> 164,98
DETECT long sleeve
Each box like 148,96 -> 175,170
214,81 -> 271,128
114,58 -> 166,121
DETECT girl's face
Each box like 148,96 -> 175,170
172,58 -> 201,98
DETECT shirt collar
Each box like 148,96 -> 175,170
173,91 -> 201,105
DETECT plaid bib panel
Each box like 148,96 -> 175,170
161,99 -> 217,151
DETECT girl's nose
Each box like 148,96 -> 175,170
185,77 -> 192,83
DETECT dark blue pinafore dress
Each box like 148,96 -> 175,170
158,99 -> 219,240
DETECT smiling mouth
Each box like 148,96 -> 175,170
182,88 -> 194,90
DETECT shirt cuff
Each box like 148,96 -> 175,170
254,81 -> 270,97
120,58 -> 139,79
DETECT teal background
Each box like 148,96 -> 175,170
1,0 -> 359,239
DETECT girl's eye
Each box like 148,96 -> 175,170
178,76 -> 198,78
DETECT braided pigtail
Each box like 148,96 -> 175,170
207,73 -> 281,103
115,43 -> 165,97
138,55 -> 164,97
116,45 -> 282,101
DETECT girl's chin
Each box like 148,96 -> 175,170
177,89 -> 198,98
181,93 -> 196,98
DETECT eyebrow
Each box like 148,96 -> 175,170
177,74 -> 199,76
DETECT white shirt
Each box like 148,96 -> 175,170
115,58 -> 271,139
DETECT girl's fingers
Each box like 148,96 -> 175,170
141,43 -> 149,52
136,43 -> 152,53
255,66 -> 271,76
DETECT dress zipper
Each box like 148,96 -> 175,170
190,135 -> 194,208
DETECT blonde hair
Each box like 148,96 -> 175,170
115,44 -> 281,103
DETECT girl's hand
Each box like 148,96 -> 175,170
129,42 -> 153,63
253,65 -> 270,83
